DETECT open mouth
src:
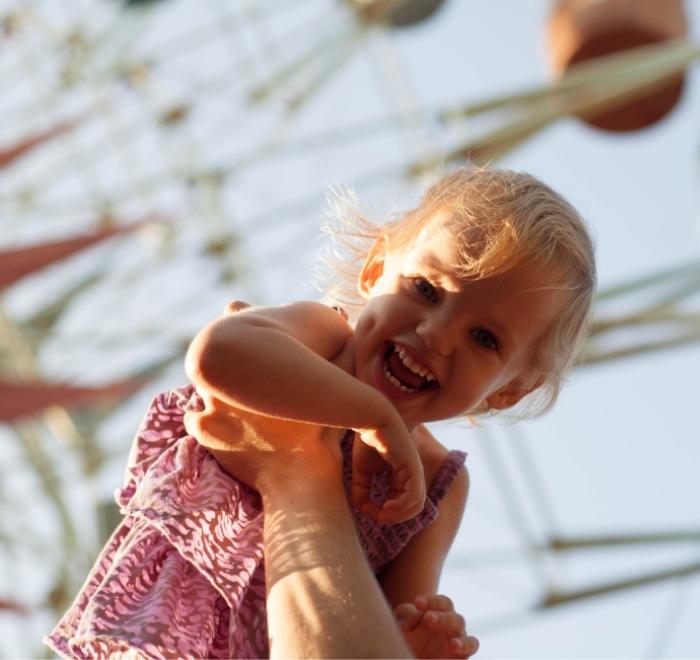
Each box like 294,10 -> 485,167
382,342 -> 438,393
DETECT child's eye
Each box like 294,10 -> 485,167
413,278 -> 437,301
471,327 -> 499,351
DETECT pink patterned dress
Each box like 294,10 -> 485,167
46,385 -> 466,659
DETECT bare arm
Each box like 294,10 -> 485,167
380,463 -> 469,605
380,462 -> 475,658
263,473 -> 414,658
186,301 -> 426,521
186,301 -> 400,434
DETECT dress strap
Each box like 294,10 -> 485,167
427,450 -> 467,504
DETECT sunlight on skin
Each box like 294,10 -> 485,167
188,398 -> 318,480
185,405 -> 411,657
263,486 -> 411,659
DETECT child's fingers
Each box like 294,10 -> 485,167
352,484 -> 387,523
389,464 -> 426,503
450,634 -> 479,658
376,496 -> 423,523
412,594 -> 477,657
351,478 -> 404,524
375,505 -> 414,524
352,478 -> 418,523
422,610 -> 466,637
466,635 -> 480,657
360,501 -> 384,521
380,468 -> 426,522
393,602 -> 422,630
353,429 -> 425,523
415,593 -> 454,612
351,438 -> 389,520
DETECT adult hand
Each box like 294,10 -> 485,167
185,396 -> 414,659
184,398 -> 343,493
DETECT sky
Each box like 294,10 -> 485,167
1,0 -> 700,658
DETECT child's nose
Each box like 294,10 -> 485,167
416,316 -> 452,356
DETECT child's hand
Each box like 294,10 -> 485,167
351,419 -> 425,524
395,594 -> 479,659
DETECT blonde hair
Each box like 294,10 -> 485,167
318,167 -> 596,419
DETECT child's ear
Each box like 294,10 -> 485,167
357,237 -> 387,299
486,376 -> 544,410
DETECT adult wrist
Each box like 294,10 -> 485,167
257,460 -> 345,506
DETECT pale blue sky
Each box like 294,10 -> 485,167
1,1 -> 699,657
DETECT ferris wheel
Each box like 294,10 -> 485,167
1,1 -> 699,657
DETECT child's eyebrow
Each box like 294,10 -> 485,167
420,253 -> 461,282
420,253 -> 450,273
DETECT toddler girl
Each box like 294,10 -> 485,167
46,167 -> 595,659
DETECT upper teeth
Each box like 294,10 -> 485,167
395,345 -> 435,382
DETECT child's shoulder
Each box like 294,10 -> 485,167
248,300 -> 352,335
226,299 -> 350,324
218,298 -> 353,362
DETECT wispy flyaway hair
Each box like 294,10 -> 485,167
317,167 -> 596,419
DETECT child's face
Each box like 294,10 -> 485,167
353,224 -> 564,428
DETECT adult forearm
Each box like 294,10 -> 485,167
185,400 -> 412,657
263,480 -> 413,659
